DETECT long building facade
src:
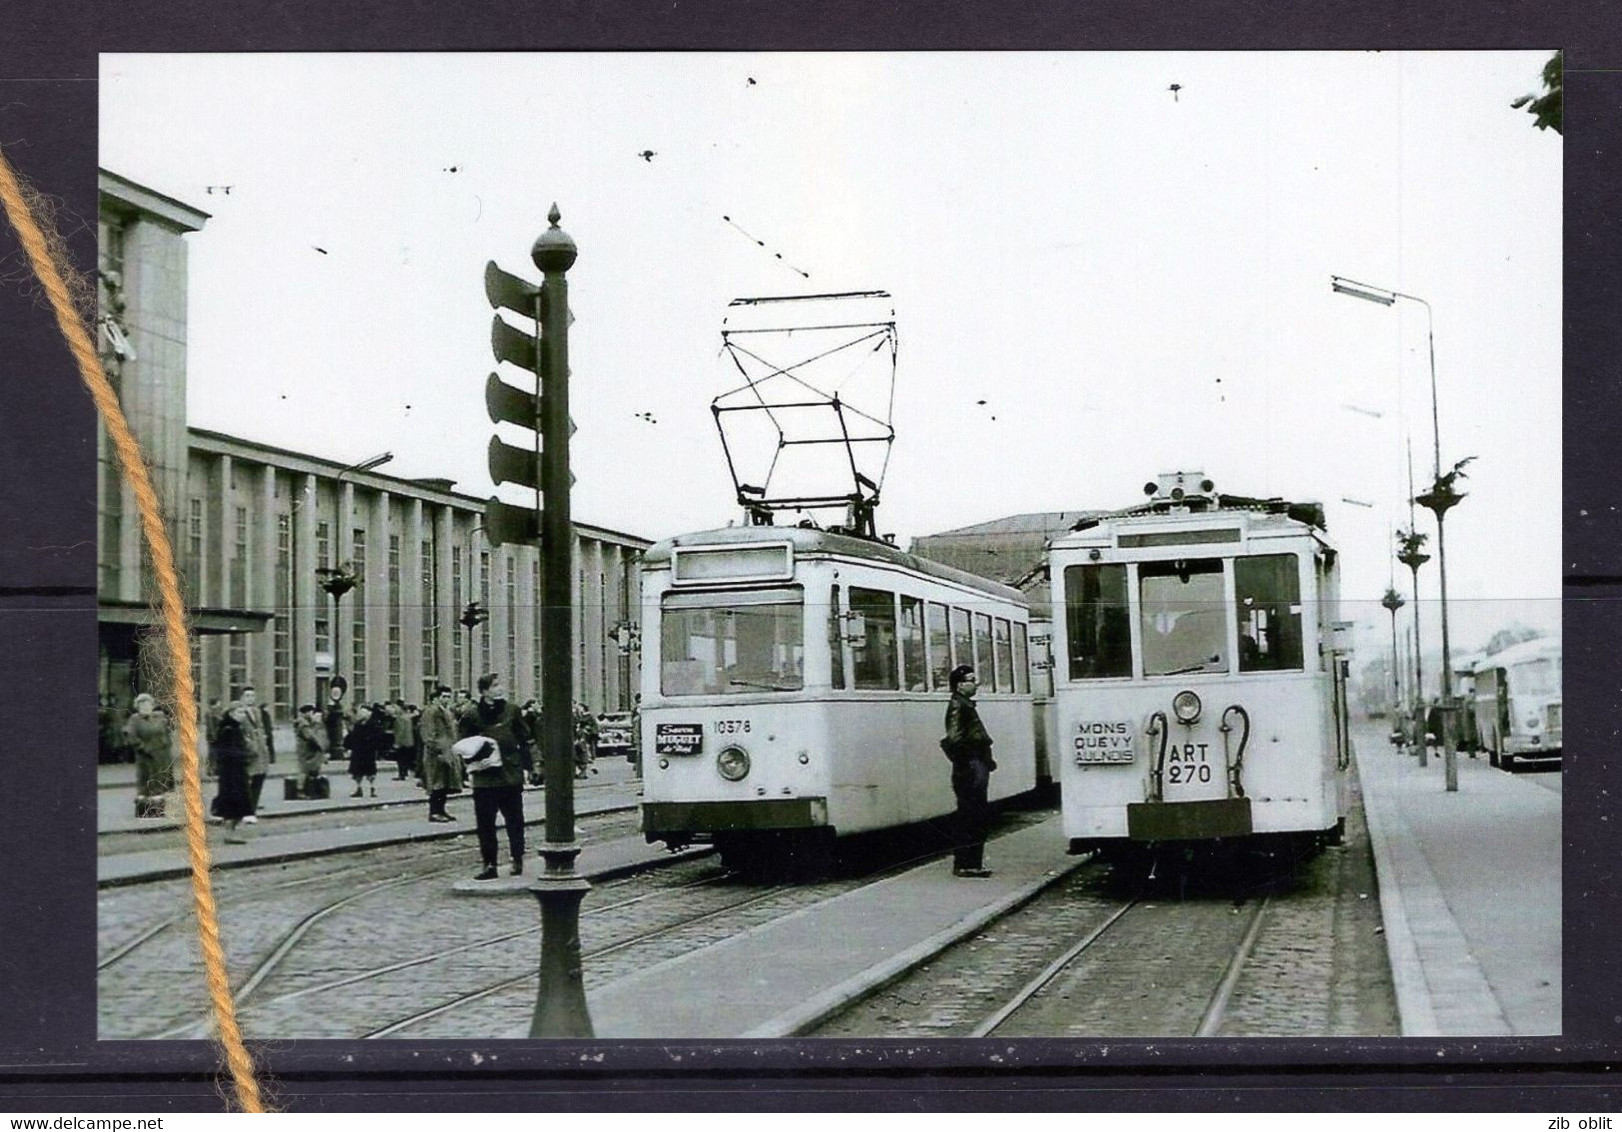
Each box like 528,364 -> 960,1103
98,170 -> 648,722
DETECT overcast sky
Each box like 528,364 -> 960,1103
100,51 -> 1561,658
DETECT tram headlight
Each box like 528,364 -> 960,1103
716,744 -> 752,782
1172,689 -> 1202,725
1525,714 -> 1540,730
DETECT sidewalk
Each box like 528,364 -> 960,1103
566,813 -> 1083,1039
1353,723 -> 1561,1036
98,751 -> 641,833
98,757 -> 649,887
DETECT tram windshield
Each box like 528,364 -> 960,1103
660,587 -> 805,696
1510,656 -> 1560,696
1139,558 -> 1226,677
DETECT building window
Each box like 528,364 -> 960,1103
228,635 -> 248,699
452,546 -> 464,690
230,506 -> 248,607
98,452 -> 121,595
479,550 -> 491,678
533,559 -> 542,694
186,497 -> 204,599
388,533 -> 402,700
506,556 -> 517,686
352,529 -> 367,702
422,536 -> 437,684
273,514 -> 293,718
314,520 -> 332,653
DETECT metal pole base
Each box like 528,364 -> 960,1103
529,840 -> 594,1038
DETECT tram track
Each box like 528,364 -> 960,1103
361,879 -> 797,1038
807,850 -> 1314,1039
150,855 -> 725,1040
98,798 -> 644,888
357,827 -> 1019,1040
964,893 -> 1274,1038
98,853 -> 457,973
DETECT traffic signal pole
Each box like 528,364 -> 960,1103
529,206 -> 592,1037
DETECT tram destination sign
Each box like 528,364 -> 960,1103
1075,720 -> 1136,765
655,723 -> 704,756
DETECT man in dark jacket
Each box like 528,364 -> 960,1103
459,672 -> 534,880
942,664 -> 996,877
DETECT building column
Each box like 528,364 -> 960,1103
435,504 -> 455,691
600,541 -> 616,710
253,464 -> 277,709
517,544 -> 537,702
587,535 -> 606,707
569,530 -> 584,703
208,454 -> 233,704
374,490 -> 394,703
405,498 -> 425,701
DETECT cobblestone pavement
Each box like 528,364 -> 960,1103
97,811 -> 645,1038
101,807 -> 1053,1040
812,768 -> 1398,1038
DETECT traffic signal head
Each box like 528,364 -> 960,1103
487,434 -> 540,491
484,495 -> 540,548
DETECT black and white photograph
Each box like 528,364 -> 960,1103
92,50 -> 1561,1044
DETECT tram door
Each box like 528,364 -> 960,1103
1028,620 -> 1057,789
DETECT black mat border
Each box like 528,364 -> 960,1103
0,1 -> 1616,1111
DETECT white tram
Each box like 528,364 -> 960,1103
638,525 -> 1037,865
1048,473 -> 1353,859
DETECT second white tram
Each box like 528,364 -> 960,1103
638,525 -> 1037,866
1048,473 -> 1352,859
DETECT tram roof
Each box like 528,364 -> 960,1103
643,525 -> 1028,602
1062,494 -> 1329,537
1476,635 -> 1560,670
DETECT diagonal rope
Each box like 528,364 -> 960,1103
0,145 -> 267,1113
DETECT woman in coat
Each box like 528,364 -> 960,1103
210,709 -> 255,843
344,704 -> 384,797
124,693 -> 174,812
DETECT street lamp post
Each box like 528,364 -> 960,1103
1417,466 -> 1471,793
316,562 -> 360,695
1332,275 -> 1461,791
459,601 -> 488,692
319,452 -> 394,696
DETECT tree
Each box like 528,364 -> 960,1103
1511,51 -> 1562,135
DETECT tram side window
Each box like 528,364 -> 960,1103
926,602 -> 952,691
950,606 -> 973,678
1234,554 -> 1303,673
829,585 -> 845,690
1012,622 -> 1030,694
899,596 -> 927,691
974,612 -> 996,690
849,586 -> 900,690
1064,563 -> 1131,680
993,618 -> 1013,693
